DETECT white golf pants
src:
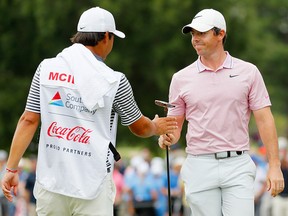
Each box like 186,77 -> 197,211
180,153 -> 256,216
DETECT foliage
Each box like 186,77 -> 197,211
0,0 -> 288,153
0,75 -> 30,151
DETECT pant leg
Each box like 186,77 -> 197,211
221,154 -> 256,216
72,173 -> 116,216
34,182 -> 70,216
187,188 -> 222,216
35,173 -> 115,216
181,154 -> 256,216
180,155 -> 222,216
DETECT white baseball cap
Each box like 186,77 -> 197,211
182,9 -> 226,34
77,7 -> 125,38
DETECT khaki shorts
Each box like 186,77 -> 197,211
34,173 -> 116,216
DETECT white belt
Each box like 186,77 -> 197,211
190,151 -> 247,159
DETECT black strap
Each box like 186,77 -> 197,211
109,142 -> 121,161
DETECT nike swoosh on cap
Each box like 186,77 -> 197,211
193,15 -> 202,20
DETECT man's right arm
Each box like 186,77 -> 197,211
128,115 -> 177,138
158,115 -> 185,149
1,111 -> 40,202
6,111 -> 40,170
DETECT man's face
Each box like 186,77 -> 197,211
190,28 -> 222,56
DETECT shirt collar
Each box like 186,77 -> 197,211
93,53 -> 104,62
196,51 -> 233,73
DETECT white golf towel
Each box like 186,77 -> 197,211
57,43 -> 118,111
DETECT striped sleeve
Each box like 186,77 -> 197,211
113,74 -> 142,126
25,64 -> 41,113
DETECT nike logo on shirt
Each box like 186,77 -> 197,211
229,75 -> 239,78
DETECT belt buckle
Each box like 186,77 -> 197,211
236,151 -> 243,155
215,151 -> 229,159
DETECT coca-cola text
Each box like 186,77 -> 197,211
47,122 -> 92,144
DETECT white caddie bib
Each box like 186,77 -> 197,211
37,57 -> 121,199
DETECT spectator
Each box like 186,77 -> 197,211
24,155 -> 37,216
162,157 -> 184,215
0,150 -> 8,216
150,157 -> 166,216
271,137 -> 288,216
252,154 -> 268,216
113,160 -> 125,216
126,161 -> 157,216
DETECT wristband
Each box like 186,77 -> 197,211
6,167 -> 18,173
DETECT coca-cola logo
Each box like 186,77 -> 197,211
47,122 -> 92,144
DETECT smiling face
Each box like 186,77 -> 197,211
190,28 -> 225,58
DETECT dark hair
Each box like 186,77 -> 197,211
70,32 -> 114,46
212,27 -> 227,45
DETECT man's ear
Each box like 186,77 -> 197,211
219,30 -> 226,38
102,32 -> 109,43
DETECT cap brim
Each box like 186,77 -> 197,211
113,30 -> 125,38
182,25 -> 192,34
182,23 -> 213,34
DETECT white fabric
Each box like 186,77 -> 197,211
34,174 -> 116,216
57,43 -> 119,111
77,7 -> 125,38
37,52 -> 122,199
182,9 -> 226,33
181,153 -> 256,216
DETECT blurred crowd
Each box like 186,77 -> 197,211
113,147 -> 190,216
0,152 -> 37,216
251,136 -> 288,216
0,136 -> 288,216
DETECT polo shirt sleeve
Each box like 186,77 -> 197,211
25,63 -> 41,113
167,73 -> 186,116
248,66 -> 271,111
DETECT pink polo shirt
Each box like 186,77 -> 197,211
168,52 -> 271,155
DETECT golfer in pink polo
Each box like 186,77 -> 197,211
158,8 -> 284,216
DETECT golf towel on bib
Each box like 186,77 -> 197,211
57,43 -> 118,111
